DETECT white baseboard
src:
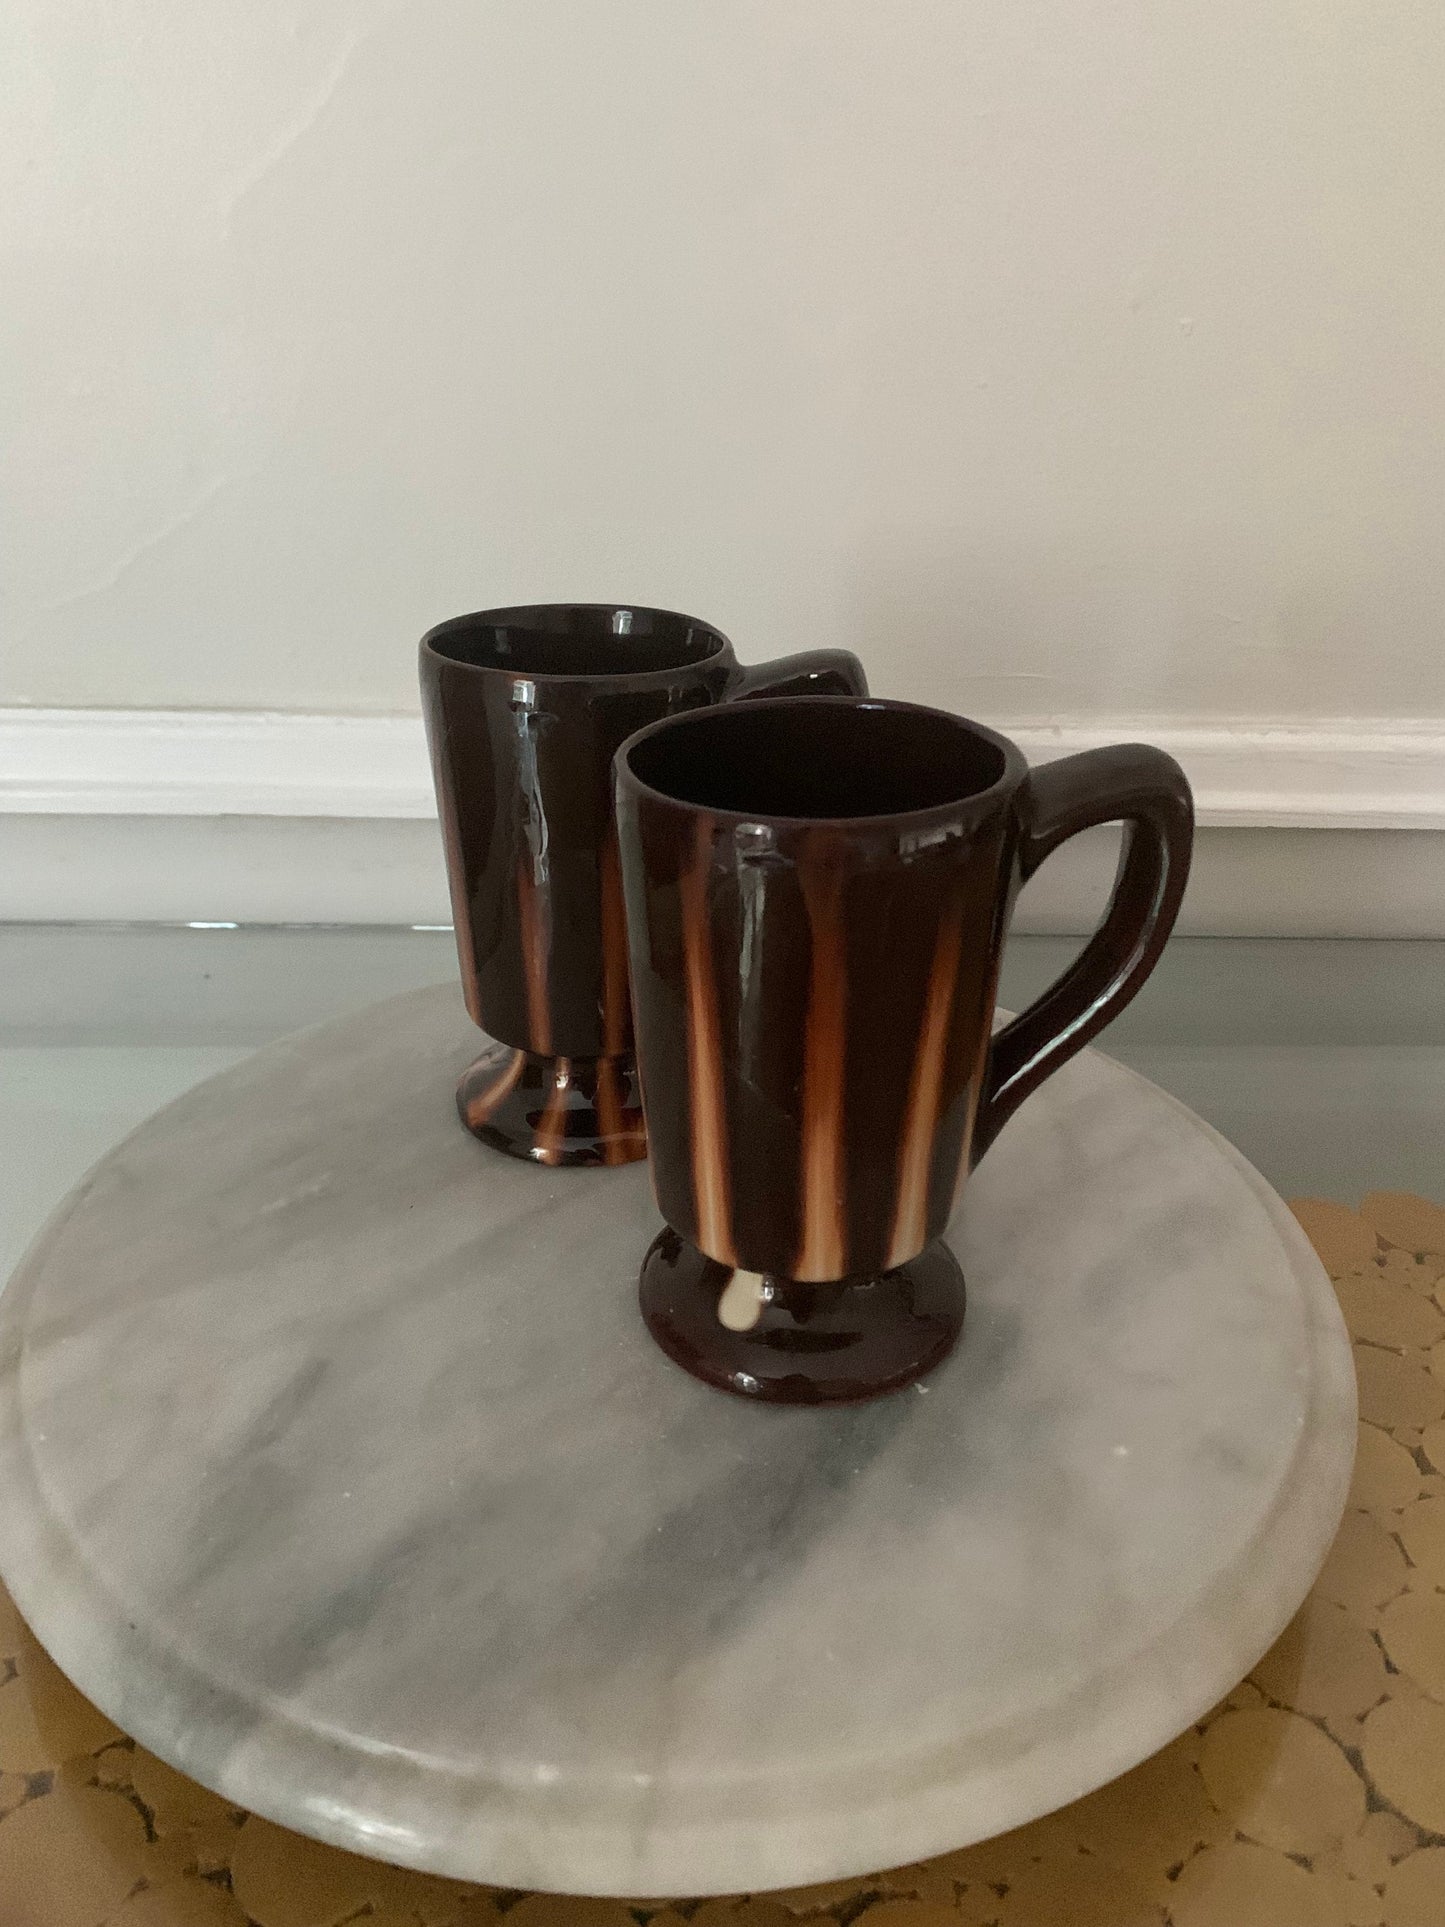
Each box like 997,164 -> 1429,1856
5,707 -> 1445,830
1008,719 -> 1445,831
0,710 -> 432,820
2,707 -> 1444,933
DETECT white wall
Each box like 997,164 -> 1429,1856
5,0 -> 1445,723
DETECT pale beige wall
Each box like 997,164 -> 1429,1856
5,0 -> 1444,720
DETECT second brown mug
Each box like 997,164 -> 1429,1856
616,696 -> 1194,1403
420,604 -> 866,1167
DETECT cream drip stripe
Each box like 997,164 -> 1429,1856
796,856 -> 849,1281
889,894 -> 965,1268
679,817 -> 736,1265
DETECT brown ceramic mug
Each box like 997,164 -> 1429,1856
616,696 -> 1194,1402
420,604 -> 866,1166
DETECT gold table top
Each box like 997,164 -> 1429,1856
2,1190 -> 1443,1927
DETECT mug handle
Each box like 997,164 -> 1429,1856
728,650 -> 868,699
972,744 -> 1194,1164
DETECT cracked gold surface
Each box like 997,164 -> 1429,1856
2,1193 -> 1443,1925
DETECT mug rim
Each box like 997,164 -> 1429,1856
419,602 -> 732,685
616,695 -> 1027,830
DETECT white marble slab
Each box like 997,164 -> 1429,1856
0,986 -> 1355,1896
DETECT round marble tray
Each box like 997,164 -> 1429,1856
0,986 -> 1355,1898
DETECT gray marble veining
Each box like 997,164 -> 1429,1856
0,986 -> 1355,1894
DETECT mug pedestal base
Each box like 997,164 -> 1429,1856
638,1226 -> 965,1404
457,1043 -> 646,1167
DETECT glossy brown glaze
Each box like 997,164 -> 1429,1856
638,1227 -> 966,1405
456,1042 -> 645,1168
616,696 -> 1193,1400
420,604 -> 865,1165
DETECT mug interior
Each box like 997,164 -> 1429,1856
425,605 -> 725,678
624,699 -> 1009,819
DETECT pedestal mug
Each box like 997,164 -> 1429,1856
421,604 -> 866,1165
616,696 -> 1193,1399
